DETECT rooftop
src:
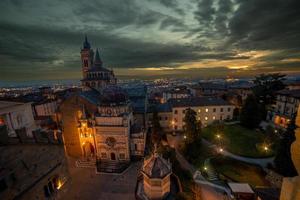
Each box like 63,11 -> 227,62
191,82 -> 227,90
228,183 -> 254,194
169,97 -> 231,108
142,152 -> 171,178
276,89 -> 300,98
0,101 -> 25,109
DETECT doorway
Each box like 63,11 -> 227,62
110,152 -> 116,160
83,142 -> 95,158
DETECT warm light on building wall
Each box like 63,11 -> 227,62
205,108 -> 208,112
56,180 -> 63,190
82,121 -> 87,127
205,117 -> 208,121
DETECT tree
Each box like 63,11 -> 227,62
240,95 -> 262,129
265,125 -> 277,144
253,73 -> 286,118
253,73 -> 286,104
183,108 -> 201,143
233,108 -> 240,120
151,109 -> 163,144
274,117 -> 298,177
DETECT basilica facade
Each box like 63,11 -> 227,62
59,37 -> 146,173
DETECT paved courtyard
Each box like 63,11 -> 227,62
59,159 -> 142,200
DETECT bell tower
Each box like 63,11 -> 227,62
80,35 -> 94,78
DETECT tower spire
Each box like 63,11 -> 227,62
94,48 -> 103,66
83,34 -> 91,49
81,104 -> 87,119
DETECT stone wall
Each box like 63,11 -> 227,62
0,144 -> 70,200
59,95 -> 97,157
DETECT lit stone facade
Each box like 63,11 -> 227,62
149,97 -> 235,132
280,105 -> 300,200
59,37 -> 146,172
60,88 -> 146,172
95,100 -> 132,163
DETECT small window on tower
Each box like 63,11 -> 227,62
84,60 -> 88,68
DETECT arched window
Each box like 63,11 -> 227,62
84,60 -> 88,68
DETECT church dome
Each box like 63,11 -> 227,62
100,86 -> 128,106
142,152 -> 172,178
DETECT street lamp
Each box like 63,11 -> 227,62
171,120 -> 176,136
183,135 -> 187,140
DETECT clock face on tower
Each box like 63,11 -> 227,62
105,137 -> 116,147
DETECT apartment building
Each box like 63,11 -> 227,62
271,89 -> 300,128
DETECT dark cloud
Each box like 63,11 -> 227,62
0,0 -> 299,80
194,0 -> 216,27
228,0 -> 300,51
159,0 -> 185,15
214,0 -> 234,33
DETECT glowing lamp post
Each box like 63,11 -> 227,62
218,148 -> 224,153
171,120 -> 176,136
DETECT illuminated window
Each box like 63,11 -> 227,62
0,117 -> 5,126
205,108 -> 208,112
198,109 -> 201,113
205,117 -> 208,121
213,116 -> 216,120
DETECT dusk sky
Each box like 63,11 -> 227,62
0,0 -> 300,81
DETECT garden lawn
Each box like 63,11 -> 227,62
212,157 -> 270,187
202,124 -> 275,158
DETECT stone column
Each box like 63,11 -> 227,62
280,106 -> 300,200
